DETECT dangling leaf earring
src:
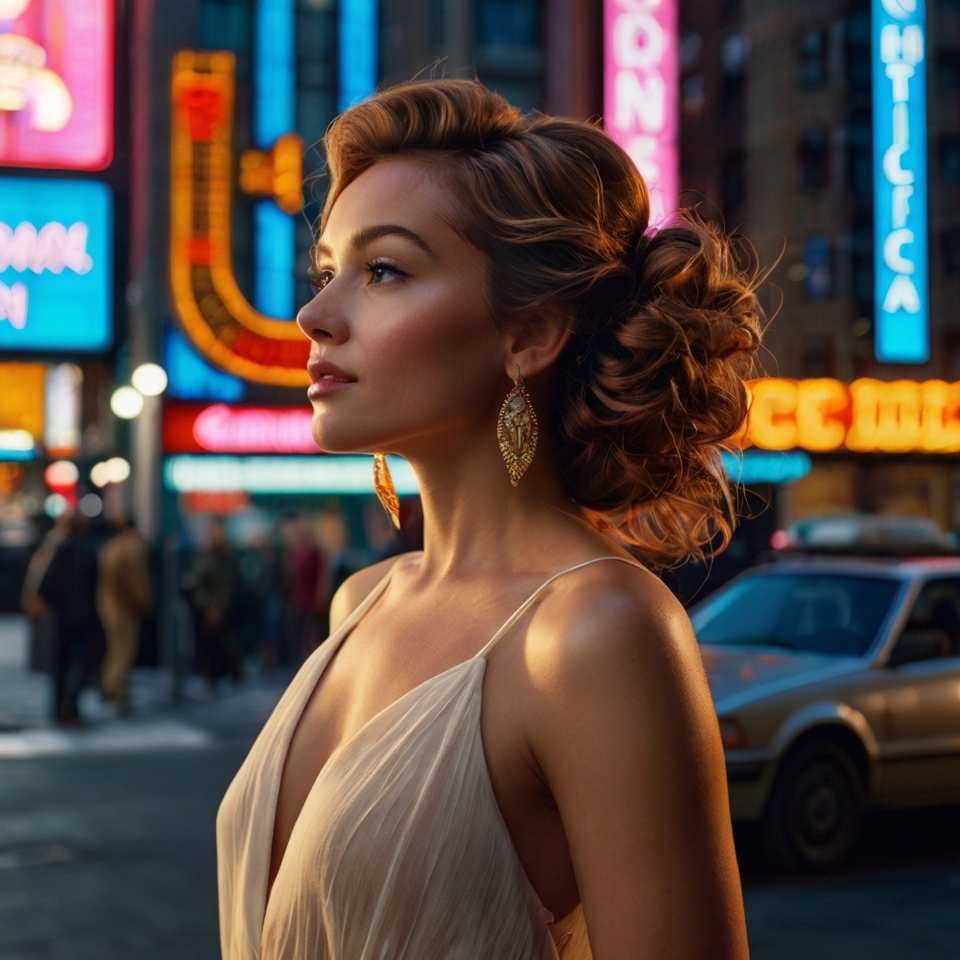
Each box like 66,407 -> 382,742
497,366 -> 538,486
373,453 -> 401,529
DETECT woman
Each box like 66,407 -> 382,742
218,79 -> 761,960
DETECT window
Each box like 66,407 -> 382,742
800,126 -> 831,189
941,228 -> 960,277
804,234 -> 832,299
691,573 -> 901,657
478,0 -> 540,50
721,150 -> 745,217
889,579 -> 960,664
799,29 -> 828,86
937,51 -> 960,95
939,136 -> 960,186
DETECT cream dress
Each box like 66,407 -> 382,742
217,556 -> 638,959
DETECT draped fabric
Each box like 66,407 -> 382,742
218,557 -> 638,960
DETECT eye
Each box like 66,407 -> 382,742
308,265 -> 334,292
368,259 -> 407,284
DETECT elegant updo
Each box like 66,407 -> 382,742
320,79 -> 762,566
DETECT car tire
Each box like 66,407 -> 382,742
762,739 -> 865,871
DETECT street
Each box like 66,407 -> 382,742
0,611 -> 958,959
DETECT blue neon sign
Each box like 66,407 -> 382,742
339,0 -> 378,113
873,0 -> 928,364
254,0 -> 296,319
0,178 -> 112,352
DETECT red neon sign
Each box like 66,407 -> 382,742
163,403 -> 318,454
0,0 -> 114,171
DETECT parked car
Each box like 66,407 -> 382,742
691,556 -> 960,869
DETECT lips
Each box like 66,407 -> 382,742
306,357 -> 357,401
307,358 -> 356,384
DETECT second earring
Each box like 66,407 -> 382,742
497,369 -> 538,486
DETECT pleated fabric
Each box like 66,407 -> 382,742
218,556 -> 638,960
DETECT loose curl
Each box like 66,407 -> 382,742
320,79 -> 763,566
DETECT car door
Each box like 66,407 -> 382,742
879,577 -> 960,802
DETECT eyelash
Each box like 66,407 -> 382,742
307,259 -> 408,292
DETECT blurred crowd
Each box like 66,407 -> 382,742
5,501 -> 423,726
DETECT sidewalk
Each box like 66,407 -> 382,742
0,614 -> 290,758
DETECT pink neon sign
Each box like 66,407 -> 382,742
192,404 -> 317,454
604,0 -> 678,225
0,0 -> 114,170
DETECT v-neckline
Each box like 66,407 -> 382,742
256,553 -> 641,946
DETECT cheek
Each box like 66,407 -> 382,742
366,288 -> 500,407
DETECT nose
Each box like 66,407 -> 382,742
296,290 -> 347,344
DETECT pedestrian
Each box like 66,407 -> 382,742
284,517 -> 330,664
183,519 -> 241,692
20,511 -> 71,672
97,516 -> 152,711
36,513 -> 107,725
218,80 -> 761,959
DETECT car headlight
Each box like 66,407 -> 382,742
718,717 -> 745,749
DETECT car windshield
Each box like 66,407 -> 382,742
690,573 -> 902,656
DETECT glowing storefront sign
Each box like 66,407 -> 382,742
0,0 -> 113,170
872,0 -> 928,363
338,0 -> 377,113
170,51 -> 308,386
164,454 -> 419,496
720,450 -> 813,486
603,0 -> 678,224
740,378 -> 960,454
163,402 -> 316,454
0,177 -> 112,351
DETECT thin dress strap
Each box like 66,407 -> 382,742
474,555 -> 644,660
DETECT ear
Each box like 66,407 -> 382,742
502,304 -> 574,381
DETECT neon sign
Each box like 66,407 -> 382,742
0,177 -> 111,351
162,402 -> 316,454
603,0 -> 678,224
872,0 -> 928,363
170,50 -> 309,386
0,0 -> 113,170
740,378 -> 960,454
164,454 -> 419,496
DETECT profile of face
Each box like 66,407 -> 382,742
296,159 -> 509,458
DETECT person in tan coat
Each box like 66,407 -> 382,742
97,518 -> 152,708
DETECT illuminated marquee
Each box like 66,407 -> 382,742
603,0 -> 678,223
740,378 -> 960,454
0,0 -> 113,170
872,0 -> 928,363
0,177 -> 112,351
163,402 -> 316,454
170,51 -> 309,386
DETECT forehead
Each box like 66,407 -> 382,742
322,157 -> 462,243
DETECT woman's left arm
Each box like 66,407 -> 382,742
531,576 -> 749,960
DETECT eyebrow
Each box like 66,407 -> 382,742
314,224 -> 437,259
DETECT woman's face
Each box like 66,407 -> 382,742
297,158 -> 505,455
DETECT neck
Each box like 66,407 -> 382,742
396,423 -> 605,581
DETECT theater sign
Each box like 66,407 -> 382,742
604,0 -> 678,224
872,0 -> 928,363
739,378 -> 960,454
0,0 -> 114,170
0,177 -> 112,351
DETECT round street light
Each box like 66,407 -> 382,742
110,386 -> 145,419
131,363 -> 168,397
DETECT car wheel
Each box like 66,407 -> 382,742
762,739 -> 865,871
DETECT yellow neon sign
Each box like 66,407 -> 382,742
170,51 -> 310,386
741,378 -> 960,454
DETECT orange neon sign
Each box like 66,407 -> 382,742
170,51 -> 310,386
740,378 -> 960,454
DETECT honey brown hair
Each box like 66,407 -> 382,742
320,79 -> 762,566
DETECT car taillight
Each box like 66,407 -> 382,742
718,718 -> 745,749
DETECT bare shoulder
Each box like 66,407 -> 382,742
328,552 -> 420,633
528,558 -> 700,695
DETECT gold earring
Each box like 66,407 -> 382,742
497,367 -> 538,486
373,453 -> 401,529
